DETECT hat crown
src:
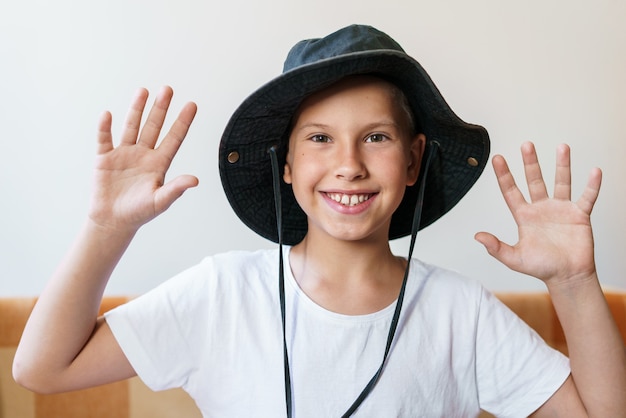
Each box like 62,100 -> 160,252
283,24 -> 405,73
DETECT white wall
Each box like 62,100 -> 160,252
1,0 -> 624,296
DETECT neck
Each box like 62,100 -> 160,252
289,232 -> 407,315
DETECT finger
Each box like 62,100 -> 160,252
96,111 -> 114,155
492,154 -> 528,215
156,101 -> 198,165
577,167 -> 602,214
474,232 -> 521,272
553,143 -> 572,200
521,142 -> 548,202
137,86 -> 174,149
120,88 -> 149,145
153,174 -> 199,215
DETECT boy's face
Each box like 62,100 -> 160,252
284,75 -> 425,243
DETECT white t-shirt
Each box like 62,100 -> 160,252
105,247 -> 570,418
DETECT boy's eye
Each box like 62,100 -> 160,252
310,134 -> 331,143
365,133 -> 387,143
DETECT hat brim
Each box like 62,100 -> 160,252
219,50 -> 490,245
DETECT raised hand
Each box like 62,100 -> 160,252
475,142 -> 602,286
13,87 -> 198,392
89,86 -> 198,232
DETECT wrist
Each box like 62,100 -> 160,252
83,216 -> 139,246
545,270 -> 600,298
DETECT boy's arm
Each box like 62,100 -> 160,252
13,86 -> 198,393
475,142 -> 626,417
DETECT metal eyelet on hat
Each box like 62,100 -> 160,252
227,151 -> 240,164
467,157 -> 479,167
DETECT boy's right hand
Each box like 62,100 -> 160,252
90,86 -> 198,233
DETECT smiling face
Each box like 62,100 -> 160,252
283,75 -> 425,244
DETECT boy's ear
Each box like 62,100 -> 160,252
283,159 -> 293,184
406,133 -> 426,186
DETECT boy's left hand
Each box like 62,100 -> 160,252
475,142 -> 602,287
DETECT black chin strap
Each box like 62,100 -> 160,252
269,142 -> 439,418
269,147 -> 292,418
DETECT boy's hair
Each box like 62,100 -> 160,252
385,78 -> 421,135
287,75 -> 420,138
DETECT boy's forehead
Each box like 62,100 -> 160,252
291,75 -> 415,132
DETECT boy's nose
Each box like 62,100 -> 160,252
334,143 -> 366,181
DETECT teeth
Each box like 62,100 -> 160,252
328,193 -> 370,206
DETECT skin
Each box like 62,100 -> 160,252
12,80 -> 626,416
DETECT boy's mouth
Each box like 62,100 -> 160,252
325,192 -> 373,207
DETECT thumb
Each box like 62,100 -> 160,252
474,232 -> 520,271
154,174 -> 199,214
474,232 -> 514,266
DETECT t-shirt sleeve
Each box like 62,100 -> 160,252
104,259 -> 213,392
475,288 -> 571,417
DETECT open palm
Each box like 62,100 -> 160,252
89,87 -> 198,232
475,142 -> 602,284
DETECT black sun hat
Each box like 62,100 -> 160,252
219,24 -> 490,246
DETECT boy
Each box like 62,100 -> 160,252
13,24 -> 626,417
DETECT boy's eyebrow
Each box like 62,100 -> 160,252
293,120 -> 402,134
292,122 -> 332,133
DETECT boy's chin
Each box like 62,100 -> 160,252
304,224 -> 391,245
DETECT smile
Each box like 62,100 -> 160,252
326,192 -> 372,206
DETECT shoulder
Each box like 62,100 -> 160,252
409,258 -> 485,299
197,247 -> 280,287
208,247 -> 279,271
406,258 -> 516,324
110,248 -> 281,312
